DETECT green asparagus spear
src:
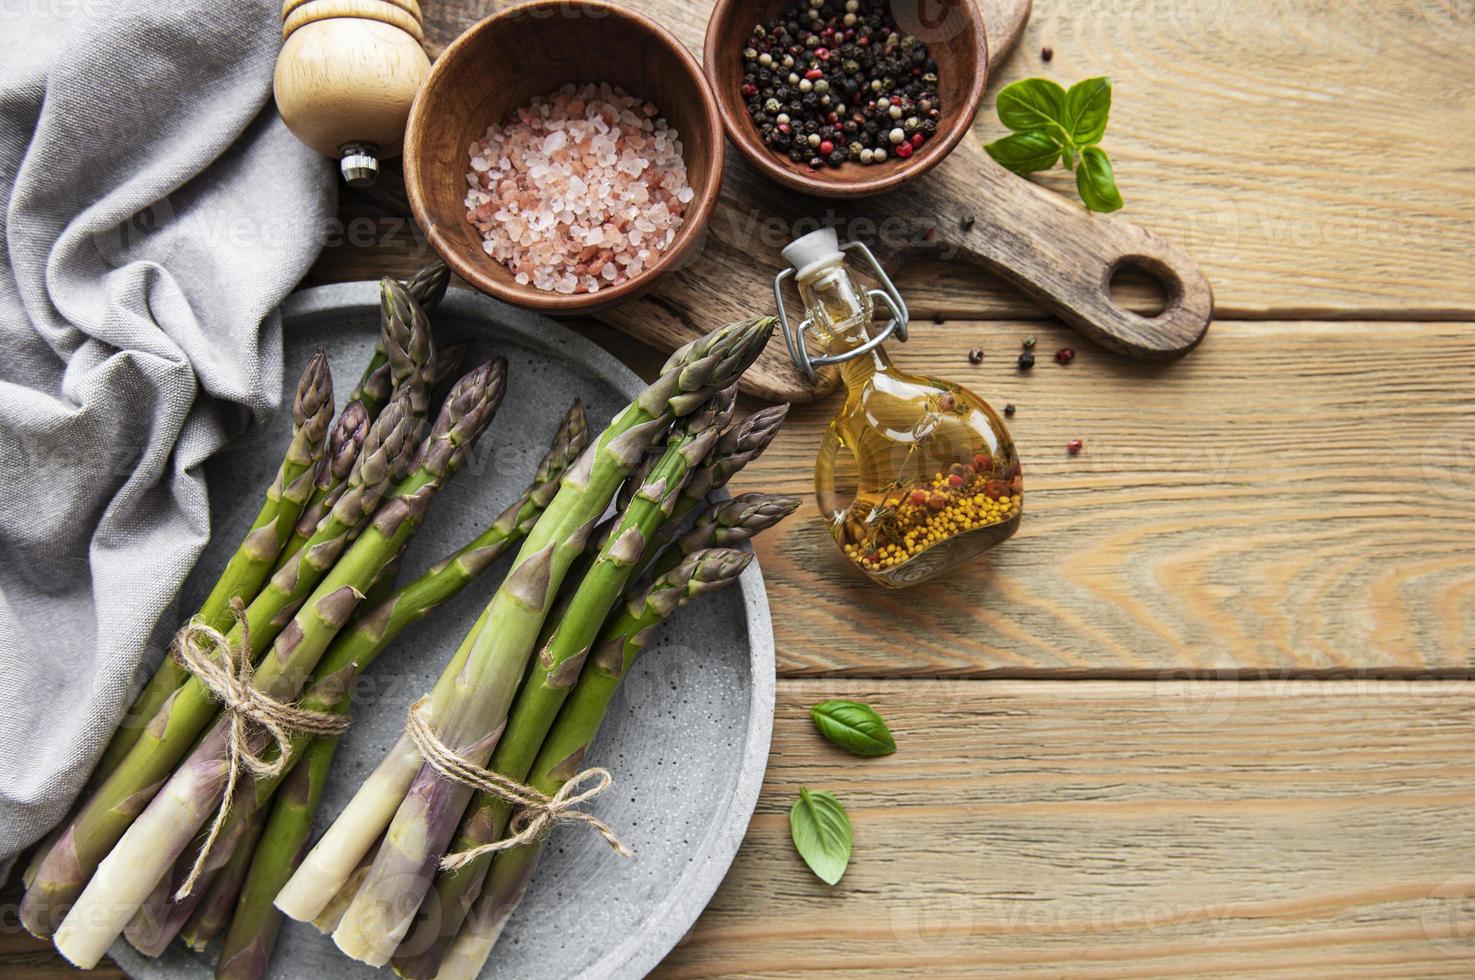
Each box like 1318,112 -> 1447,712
213,731 -> 339,980
29,364 -> 502,955
352,265 -> 448,418
435,549 -> 754,980
284,318 -> 771,964
274,399 -> 372,573
645,492 -> 801,582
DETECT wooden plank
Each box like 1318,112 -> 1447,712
317,0 -> 1475,322
656,678 -> 1475,978
979,0 -> 1475,320
722,319 -> 1475,676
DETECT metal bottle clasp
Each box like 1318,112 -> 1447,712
772,240 -> 910,383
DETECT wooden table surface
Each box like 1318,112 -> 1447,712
7,0 -> 1475,976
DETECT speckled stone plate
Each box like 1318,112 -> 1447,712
110,282 -> 775,980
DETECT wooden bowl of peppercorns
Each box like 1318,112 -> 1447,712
704,0 -> 987,198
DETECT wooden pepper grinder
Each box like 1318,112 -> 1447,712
273,0 -> 431,186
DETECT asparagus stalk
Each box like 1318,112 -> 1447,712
405,259 -> 452,310
435,549 -> 754,980
354,277 -> 438,419
353,266 -> 447,418
121,798 -> 267,957
275,317 -> 773,945
313,837 -> 382,935
275,400 -> 372,572
645,492 -> 801,582
427,341 -> 472,416
197,350 -> 336,628
237,388 -> 423,658
388,390 -> 735,976
86,355 -> 335,788
213,731 -> 339,980
48,362 -> 506,968
332,401 -> 589,676
179,807 -> 269,952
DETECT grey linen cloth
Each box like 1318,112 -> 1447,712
0,0 -> 335,866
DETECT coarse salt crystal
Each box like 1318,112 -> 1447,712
463,84 -> 691,296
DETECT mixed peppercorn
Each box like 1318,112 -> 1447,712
740,0 -> 942,170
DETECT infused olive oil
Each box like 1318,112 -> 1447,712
778,229 -> 1022,587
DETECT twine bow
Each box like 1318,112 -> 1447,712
404,699 -> 632,871
171,599 -> 350,900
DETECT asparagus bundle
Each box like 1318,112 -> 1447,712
358,387 -> 729,972
393,404 -> 804,976
86,354 -> 335,787
122,401 -> 588,963
50,360 -> 507,969
77,272 -> 439,810
273,317 -> 774,954
327,339 -> 765,966
436,548 -> 756,980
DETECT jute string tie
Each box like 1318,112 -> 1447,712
172,598 -> 351,900
404,698 -> 632,871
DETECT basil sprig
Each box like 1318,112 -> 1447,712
789,788 -> 852,885
986,76 -> 1124,213
810,700 -> 896,757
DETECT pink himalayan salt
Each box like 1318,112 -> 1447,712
464,83 -> 695,295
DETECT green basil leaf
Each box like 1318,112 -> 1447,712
1061,142 -> 1078,171
985,131 -> 1063,175
995,77 -> 1067,134
790,788 -> 852,885
1076,146 -> 1124,213
1063,76 -> 1112,146
810,700 -> 898,756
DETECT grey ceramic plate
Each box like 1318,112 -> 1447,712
111,283 -> 774,980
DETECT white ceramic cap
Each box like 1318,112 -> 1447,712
782,228 -> 843,282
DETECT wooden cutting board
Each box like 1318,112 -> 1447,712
421,0 -> 1213,402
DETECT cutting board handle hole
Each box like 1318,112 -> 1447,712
1108,257 -> 1175,319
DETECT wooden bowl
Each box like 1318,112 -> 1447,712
703,0 -> 988,199
403,0 -> 724,314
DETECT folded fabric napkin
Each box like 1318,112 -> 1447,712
0,0 -> 334,868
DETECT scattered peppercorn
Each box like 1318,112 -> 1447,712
1004,403 -> 1016,417
1055,347 -> 1075,365
967,348 -> 984,365
1041,46 -> 1054,61
741,0 -> 942,169
1022,335 -> 1037,349
1017,351 -> 1035,371
1067,438 -> 1084,455
960,214 -> 975,232
933,311 -> 944,324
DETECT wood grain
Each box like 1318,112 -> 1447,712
722,319 -> 1475,676
329,0 -> 1475,329
655,679 -> 1475,978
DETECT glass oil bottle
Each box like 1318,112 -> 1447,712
775,229 -> 1022,588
